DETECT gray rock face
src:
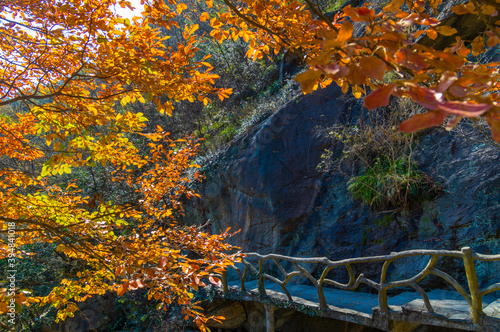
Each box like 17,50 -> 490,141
185,83 -> 500,286
204,300 -> 246,329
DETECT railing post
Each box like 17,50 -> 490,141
221,270 -> 228,295
378,288 -> 389,315
258,259 -> 266,296
317,284 -> 327,311
379,259 -> 391,316
462,247 -> 483,324
265,304 -> 275,332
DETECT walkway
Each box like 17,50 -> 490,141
218,247 -> 500,331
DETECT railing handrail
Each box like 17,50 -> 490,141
220,246 -> 500,325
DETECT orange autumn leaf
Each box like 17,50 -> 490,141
451,4 -> 475,15
427,28 -> 438,40
200,12 -> 210,22
486,113 -> 500,142
117,283 -> 128,296
338,21 -> 353,42
358,56 -> 387,81
343,6 -> 377,22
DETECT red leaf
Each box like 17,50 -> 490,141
436,72 -> 458,92
407,85 -> 443,110
437,101 -> 491,117
364,83 -> 396,110
346,64 -> 367,85
486,113 -> 500,142
399,111 -> 446,132
395,49 -> 426,72
159,256 -> 168,268
435,51 -> 465,70
449,85 -> 467,98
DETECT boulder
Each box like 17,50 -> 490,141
205,300 -> 246,330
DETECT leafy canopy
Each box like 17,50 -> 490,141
2,0 -> 500,330
0,0 -> 235,329
209,0 -> 500,141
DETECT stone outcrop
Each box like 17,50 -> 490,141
204,300 -> 247,330
185,82 -> 500,286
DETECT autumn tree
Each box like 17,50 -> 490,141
0,0 -> 237,330
2,0 -> 500,329
210,0 -> 500,142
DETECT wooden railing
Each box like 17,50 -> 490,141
220,247 -> 500,324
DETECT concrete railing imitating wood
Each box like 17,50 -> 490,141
220,247 -> 500,325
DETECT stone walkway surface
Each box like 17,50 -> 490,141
227,279 -> 500,331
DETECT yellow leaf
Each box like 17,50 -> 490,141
436,26 -> 457,36
176,3 -> 187,14
295,69 -> 322,94
200,12 -> 209,22
352,85 -> 364,99
121,95 -> 131,106
471,36 -> 485,55
481,4 -> 497,16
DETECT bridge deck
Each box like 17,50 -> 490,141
227,280 -> 500,331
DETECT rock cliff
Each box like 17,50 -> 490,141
185,83 -> 500,286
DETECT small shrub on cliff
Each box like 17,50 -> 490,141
347,155 -> 442,210
318,97 -> 424,173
